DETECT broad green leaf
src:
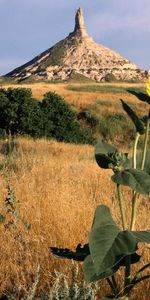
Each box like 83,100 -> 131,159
132,231 -> 150,243
83,255 -> 119,282
89,205 -> 137,275
121,100 -> 145,134
83,252 -> 140,283
91,205 -> 118,230
112,168 -> 150,194
95,140 -> 117,169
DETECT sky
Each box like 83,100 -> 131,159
0,0 -> 150,75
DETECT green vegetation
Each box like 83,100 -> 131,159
99,112 -> 134,143
68,72 -> 94,83
41,39 -> 68,67
0,88 -> 92,144
40,92 -> 92,143
51,88 -> 150,299
67,84 -> 145,94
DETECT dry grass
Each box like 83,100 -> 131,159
1,82 -> 147,113
0,137 -> 149,299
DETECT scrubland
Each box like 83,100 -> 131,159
0,82 -> 149,299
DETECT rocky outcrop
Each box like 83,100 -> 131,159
5,8 -> 148,82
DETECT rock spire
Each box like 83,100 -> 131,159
73,7 -> 89,37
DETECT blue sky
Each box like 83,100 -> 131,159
0,0 -> 150,75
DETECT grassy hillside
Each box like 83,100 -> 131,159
0,137 -> 149,299
1,81 -> 148,147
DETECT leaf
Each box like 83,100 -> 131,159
83,252 -> 140,283
112,168 -> 150,194
119,253 -> 141,266
95,140 -> 129,170
89,205 -> 137,275
132,231 -> 150,243
121,100 -> 145,134
95,140 -> 117,169
83,255 -> 119,282
50,243 -> 90,261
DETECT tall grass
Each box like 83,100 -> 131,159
0,137 -> 149,299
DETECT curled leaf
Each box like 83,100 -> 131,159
121,99 -> 145,134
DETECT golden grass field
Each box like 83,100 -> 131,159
0,82 -> 149,299
2,81 -> 147,112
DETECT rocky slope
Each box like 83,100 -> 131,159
5,8 -> 148,82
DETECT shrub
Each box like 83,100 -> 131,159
0,88 -> 92,144
0,88 -> 42,137
40,92 -> 92,144
105,73 -> 117,82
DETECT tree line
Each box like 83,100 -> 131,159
0,88 -> 92,144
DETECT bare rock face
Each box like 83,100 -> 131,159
5,7 -> 148,82
73,8 -> 89,37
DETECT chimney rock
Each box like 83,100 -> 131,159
74,8 -> 89,37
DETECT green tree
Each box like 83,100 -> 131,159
40,92 -> 91,143
0,88 -> 42,137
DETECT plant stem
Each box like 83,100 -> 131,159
132,263 -> 150,282
130,117 -> 149,230
124,255 -> 131,297
128,274 -> 150,295
141,116 -> 150,170
133,132 -> 140,169
130,132 -> 140,230
130,191 -> 137,230
106,278 -> 116,295
117,184 -> 126,230
111,274 -> 119,295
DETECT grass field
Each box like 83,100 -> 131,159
0,81 -> 149,299
0,137 -> 149,299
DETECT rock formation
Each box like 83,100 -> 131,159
5,8 -> 148,82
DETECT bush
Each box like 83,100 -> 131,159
0,88 -> 92,144
105,73 -> 117,82
0,88 -> 42,137
40,92 -> 93,144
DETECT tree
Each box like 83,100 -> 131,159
0,88 -> 42,137
40,92 -> 90,143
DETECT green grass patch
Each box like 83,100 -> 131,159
99,112 -> 135,143
67,84 -> 145,94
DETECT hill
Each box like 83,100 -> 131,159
5,8 -> 148,83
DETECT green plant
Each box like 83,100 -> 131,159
0,88 -> 92,144
40,92 -> 92,144
50,82 -> 150,299
0,88 -> 42,137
